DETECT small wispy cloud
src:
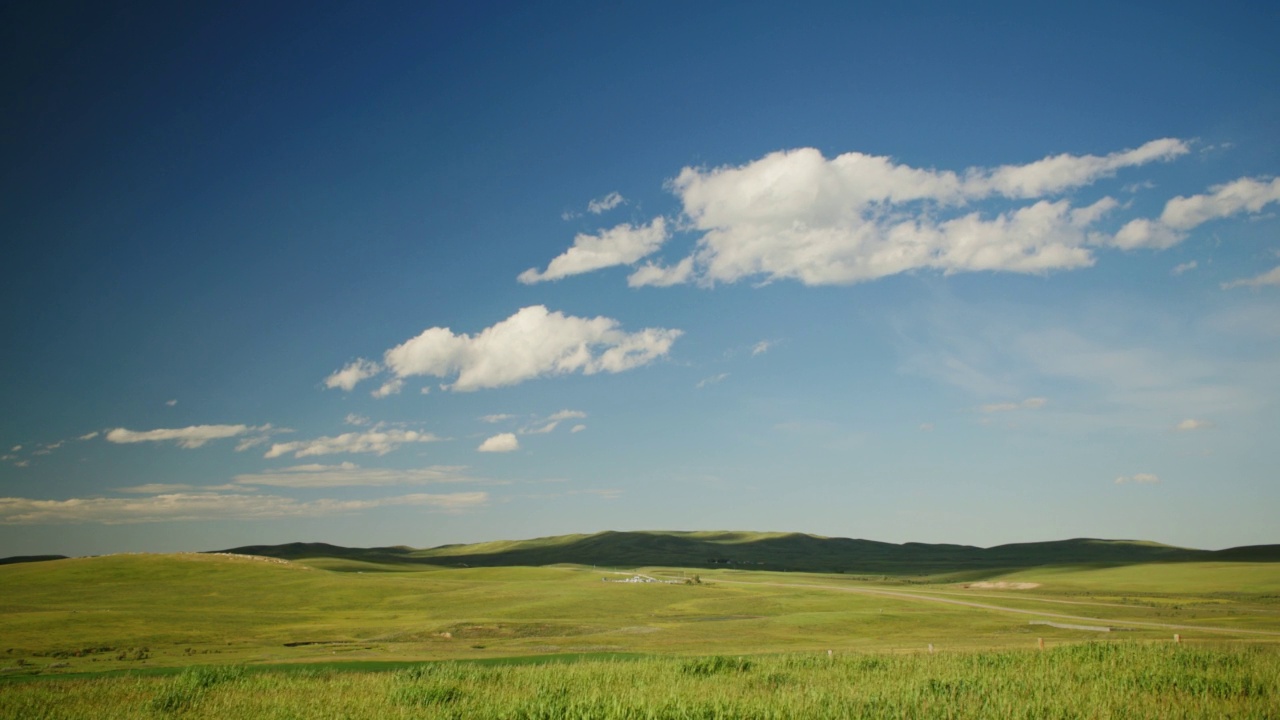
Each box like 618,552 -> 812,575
918,422 -> 935,432
0,491 -> 487,525
979,397 -> 1048,413
371,378 -> 404,398
520,409 -> 587,435
751,340 -> 774,356
1222,266 -> 1280,290
1114,473 -> 1160,484
264,429 -> 442,459
116,483 -> 244,494
478,433 -> 519,453
696,372 -> 729,388
79,431 -> 100,441
165,399 -> 178,407
480,414 -> 515,424
570,424 -> 586,433
587,191 -> 625,214
1171,260 -> 1198,276
519,219 -> 668,284
106,424 -> 274,449
1174,418 -> 1213,432
234,463 -> 477,488
324,359 -> 382,391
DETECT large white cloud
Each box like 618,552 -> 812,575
519,218 -> 669,283
0,491 -> 488,525
376,305 -> 681,392
106,424 -> 272,449
654,141 -> 1188,286
263,429 -> 442,459
524,139 -> 1276,288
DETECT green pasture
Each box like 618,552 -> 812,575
2,552 -> 1278,681
2,644 -> 1277,719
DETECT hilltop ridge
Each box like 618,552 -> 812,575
214,530 -> 1280,576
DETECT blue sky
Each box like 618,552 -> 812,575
3,2 -> 1278,556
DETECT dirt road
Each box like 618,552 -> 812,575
712,578 -> 1280,637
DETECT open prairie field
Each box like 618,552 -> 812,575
1,552 -> 1277,668
2,551 -> 1278,717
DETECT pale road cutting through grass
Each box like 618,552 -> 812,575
712,578 -> 1280,637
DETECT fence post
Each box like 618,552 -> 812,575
1174,633 -> 1181,644
1038,637 -> 1044,650
928,643 -> 934,654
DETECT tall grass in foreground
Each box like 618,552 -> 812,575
2,643 -> 1275,719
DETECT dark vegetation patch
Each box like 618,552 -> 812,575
218,531 -> 1280,576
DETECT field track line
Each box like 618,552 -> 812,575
712,579 -> 1280,637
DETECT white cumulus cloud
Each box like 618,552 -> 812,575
263,429 -> 442,459
478,433 -> 519,453
642,140 -> 1188,287
1114,177 -> 1280,250
535,140 -> 1280,289
519,217 -> 669,283
380,305 -> 681,392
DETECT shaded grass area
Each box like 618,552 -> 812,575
2,643 -> 1276,719
0,652 -> 650,685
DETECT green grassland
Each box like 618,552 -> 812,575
2,550 -> 1278,675
2,532 -> 1278,716
2,644 -> 1277,719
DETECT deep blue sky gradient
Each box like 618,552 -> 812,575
2,1 -> 1278,555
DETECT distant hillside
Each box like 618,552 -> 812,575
217,531 -> 1280,575
0,554 -> 68,566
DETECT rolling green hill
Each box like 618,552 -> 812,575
216,530 -> 1280,576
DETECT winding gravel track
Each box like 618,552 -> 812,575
713,578 -> 1280,637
